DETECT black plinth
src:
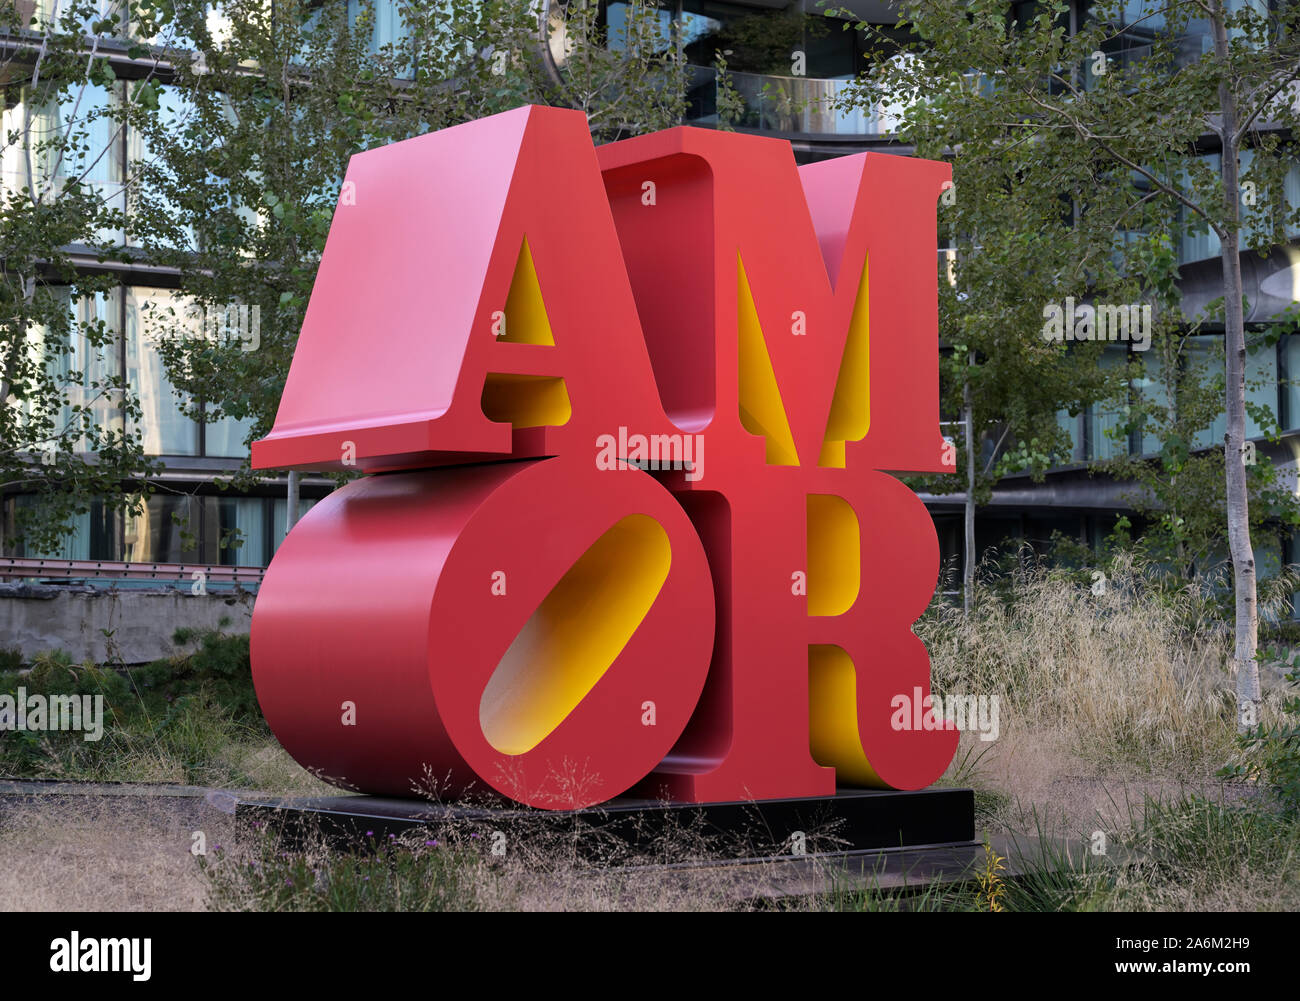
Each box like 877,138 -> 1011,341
235,787 -> 976,862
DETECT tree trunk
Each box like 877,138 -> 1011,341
1210,1 -> 1260,733
963,352 -> 975,615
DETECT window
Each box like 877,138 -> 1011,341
1136,348 -> 1172,456
347,0 -> 407,56
0,81 -> 126,246
1087,346 -> 1132,459
1186,333 -> 1277,448
604,1 -> 675,55
60,289 -> 124,454
1244,336 -> 1279,439
16,283 -> 265,461
4,495 -> 124,561
126,80 -> 200,252
1187,335 -> 1227,450
215,496 -> 268,564
1282,333 -> 1300,432
126,494 -> 200,563
272,497 -> 318,552
30,0 -> 131,40
123,284 -> 259,458
125,287 -> 200,456
206,412 -> 256,458
1055,407 -> 1083,463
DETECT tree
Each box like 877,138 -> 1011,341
534,0 -> 690,141
130,0 -> 692,533
842,0 -> 1300,728
0,0 -> 182,554
840,4 -> 1138,609
1097,283 -> 1300,585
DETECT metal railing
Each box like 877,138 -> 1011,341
0,557 -> 264,584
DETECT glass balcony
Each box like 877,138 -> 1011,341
686,66 -> 897,137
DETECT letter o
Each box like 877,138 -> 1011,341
251,454 -> 715,809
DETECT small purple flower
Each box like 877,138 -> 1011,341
424,840 -> 436,846
366,830 -> 374,837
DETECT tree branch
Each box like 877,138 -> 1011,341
1019,84 -> 1224,239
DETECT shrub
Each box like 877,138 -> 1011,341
1220,663 -> 1300,816
134,630 -> 259,721
202,828 -> 489,912
0,632 -> 265,785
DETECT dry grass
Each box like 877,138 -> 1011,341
0,795 -> 221,911
197,793 -> 793,912
920,553 -> 1296,778
225,744 -> 340,797
4,558 -> 1298,911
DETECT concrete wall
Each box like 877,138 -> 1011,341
0,584 -> 255,665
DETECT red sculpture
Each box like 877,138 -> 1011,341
250,105 -> 957,809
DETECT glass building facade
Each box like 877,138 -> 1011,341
0,276 -> 298,565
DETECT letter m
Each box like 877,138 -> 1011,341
1098,303 -> 1129,341
50,694 -> 80,731
597,128 -> 951,474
